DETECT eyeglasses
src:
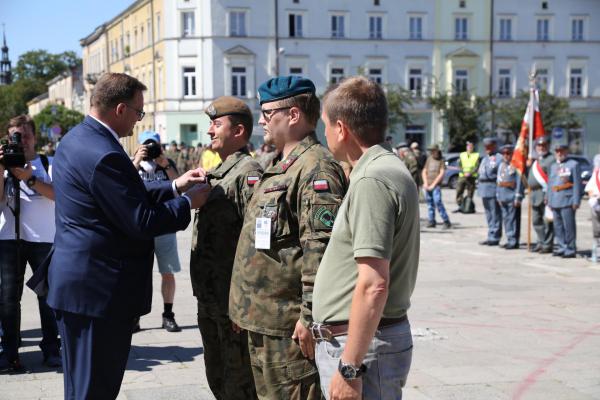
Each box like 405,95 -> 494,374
125,104 -> 145,121
261,107 -> 291,120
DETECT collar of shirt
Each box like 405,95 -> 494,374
89,114 -> 121,143
350,142 -> 393,181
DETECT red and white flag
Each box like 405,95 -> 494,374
511,88 -> 546,175
531,160 -> 549,189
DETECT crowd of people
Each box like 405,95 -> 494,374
0,73 -> 419,400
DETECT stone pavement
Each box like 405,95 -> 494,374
3,189 -> 600,399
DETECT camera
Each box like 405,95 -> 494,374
143,139 -> 162,160
0,131 -> 26,168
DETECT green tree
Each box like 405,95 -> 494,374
33,104 -> 84,143
385,84 -> 413,134
428,92 -> 491,152
495,90 -> 580,135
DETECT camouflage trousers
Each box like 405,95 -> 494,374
197,313 -> 257,400
248,331 -> 323,400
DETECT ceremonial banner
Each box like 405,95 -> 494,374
511,89 -> 546,174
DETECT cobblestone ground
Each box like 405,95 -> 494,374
3,189 -> 600,400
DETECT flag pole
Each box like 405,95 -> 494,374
527,66 -> 537,251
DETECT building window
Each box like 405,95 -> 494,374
454,69 -> 468,94
330,67 -> 345,84
572,18 -> 584,41
541,1 -> 548,9
289,67 -> 303,75
408,68 -> 423,97
569,67 -> 583,97
156,14 -> 161,40
293,0 -> 299,3
368,68 -> 383,84
409,16 -> 423,40
331,15 -> 345,38
134,29 -> 138,51
459,0 -> 466,8
120,35 -> 124,58
182,11 -> 195,37
369,16 -> 383,39
147,20 -> 152,44
374,0 -> 380,5
499,18 -> 512,41
231,66 -> 247,97
536,68 -> 549,91
498,68 -> 511,98
289,14 -> 303,37
455,17 -> 468,40
229,11 -> 247,37
536,18 -> 549,41
183,67 -> 197,97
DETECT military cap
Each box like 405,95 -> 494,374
205,96 -> 252,120
482,137 -> 498,146
500,144 -> 514,153
258,76 -> 315,104
554,143 -> 569,151
395,142 -> 408,149
535,136 -> 550,146
138,130 -> 160,144
428,144 -> 441,151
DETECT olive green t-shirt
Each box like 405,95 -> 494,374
312,143 -> 420,323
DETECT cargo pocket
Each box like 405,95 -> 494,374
285,358 -> 318,381
261,190 -> 292,242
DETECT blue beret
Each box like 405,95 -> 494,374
258,76 -> 315,105
138,130 -> 160,144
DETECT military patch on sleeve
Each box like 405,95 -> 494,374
313,179 -> 329,191
247,176 -> 259,186
313,206 -> 336,230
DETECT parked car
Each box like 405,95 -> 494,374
567,154 -> 592,194
442,154 -> 461,189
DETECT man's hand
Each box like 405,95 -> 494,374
10,163 -> 33,181
291,320 -> 315,360
573,203 -> 580,211
526,157 -> 533,168
185,183 -> 211,209
329,372 -> 362,400
231,321 -> 242,334
133,145 -> 147,166
175,168 -> 207,193
155,153 -> 170,169
464,172 -> 471,178
515,200 -> 521,208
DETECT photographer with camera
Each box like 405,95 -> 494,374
131,131 -> 183,332
0,115 -> 61,372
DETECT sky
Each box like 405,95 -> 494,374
1,0 -> 132,63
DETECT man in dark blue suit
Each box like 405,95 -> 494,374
45,73 -> 210,399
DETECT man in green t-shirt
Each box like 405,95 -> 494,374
312,76 -> 420,400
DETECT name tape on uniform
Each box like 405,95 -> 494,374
255,218 -> 271,249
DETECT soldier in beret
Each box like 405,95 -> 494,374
191,96 -> 262,399
229,76 -> 347,399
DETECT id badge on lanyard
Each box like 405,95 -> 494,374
255,218 -> 272,249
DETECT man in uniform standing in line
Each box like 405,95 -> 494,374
478,138 -> 502,246
312,76 -> 419,400
546,144 -> 581,258
229,76 -> 347,399
190,97 -> 262,399
455,141 -> 480,213
396,143 -> 421,187
496,145 -> 523,250
527,136 -> 554,253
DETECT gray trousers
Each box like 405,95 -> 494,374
315,319 -> 413,400
553,207 -> 576,256
482,197 -> 502,243
532,201 -> 554,249
499,202 -> 518,247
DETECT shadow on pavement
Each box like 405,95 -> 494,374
127,345 -> 203,372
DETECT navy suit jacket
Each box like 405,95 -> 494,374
46,116 -> 191,319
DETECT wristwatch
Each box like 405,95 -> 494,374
338,359 -> 367,380
26,176 -> 37,188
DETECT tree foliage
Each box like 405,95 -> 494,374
495,90 -> 580,135
428,92 -> 491,152
385,84 -> 413,134
33,104 -> 84,143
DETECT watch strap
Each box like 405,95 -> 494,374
26,176 -> 37,188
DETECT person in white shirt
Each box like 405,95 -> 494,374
0,115 -> 61,372
585,154 -> 600,262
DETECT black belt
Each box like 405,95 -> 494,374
311,315 -> 407,341
479,179 -> 495,183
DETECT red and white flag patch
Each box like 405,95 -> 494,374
247,176 -> 260,186
313,179 -> 329,191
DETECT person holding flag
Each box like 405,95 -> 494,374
526,137 -> 555,253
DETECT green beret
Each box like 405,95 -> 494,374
205,96 -> 252,120
258,76 -> 315,105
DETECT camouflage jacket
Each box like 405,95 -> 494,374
229,133 -> 348,337
190,150 -> 263,318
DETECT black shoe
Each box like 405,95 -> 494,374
540,247 -> 553,254
162,316 -> 181,332
43,354 -> 62,368
0,357 -> 26,374
479,240 -> 490,245
505,244 -> 519,250
530,244 -> 542,252
452,208 -> 462,213
487,241 -> 500,246
553,252 -> 564,257
562,253 -> 576,259
132,317 -> 141,333
442,221 -> 452,230
426,221 -> 436,228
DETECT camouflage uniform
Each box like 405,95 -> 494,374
229,133 -> 347,400
402,149 -> 421,186
191,149 -> 263,400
